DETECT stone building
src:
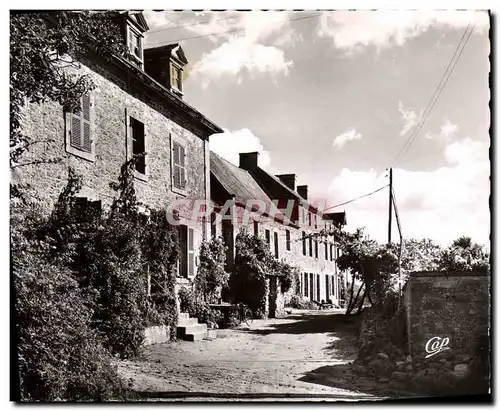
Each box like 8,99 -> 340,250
210,151 -> 347,316
12,12 -> 222,292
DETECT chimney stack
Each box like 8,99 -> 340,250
276,174 -> 296,191
297,185 -> 308,200
239,152 -> 259,170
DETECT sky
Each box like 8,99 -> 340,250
143,10 -> 490,248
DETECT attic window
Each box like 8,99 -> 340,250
127,26 -> 143,68
171,64 -> 182,92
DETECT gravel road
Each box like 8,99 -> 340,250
118,310 -> 383,401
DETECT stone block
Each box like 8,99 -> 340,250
453,364 -> 470,379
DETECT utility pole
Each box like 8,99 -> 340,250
388,167 -> 393,244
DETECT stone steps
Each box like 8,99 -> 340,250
176,312 -> 217,342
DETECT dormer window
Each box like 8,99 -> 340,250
171,63 -> 182,92
127,25 -> 143,68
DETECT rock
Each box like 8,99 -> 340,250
396,361 -> 405,368
462,355 -> 472,363
377,352 -> 389,360
353,364 -> 366,375
364,355 -> 372,362
439,358 -> 447,363
428,362 -> 441,370
405,355 -> 412,363
405,364 -> 413,372
453,364 -> 470,378
444,361 -> 454,370
469,309 -> 477,315
379,377 -> 390,383
391,371 -> 406,381
426,368 -> 437,377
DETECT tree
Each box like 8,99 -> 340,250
334,228 -> 398,315
439,236 -> 490,273
10,11 -> 126,169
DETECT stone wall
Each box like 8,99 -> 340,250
13,55 -> 210,289
405,271 -> 490,362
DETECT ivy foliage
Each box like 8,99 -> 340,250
229,230 -> 301,316
12,158 -> 180,400
194,237 -> 229,303
10,11 -> 126,169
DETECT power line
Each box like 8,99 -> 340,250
392,24 -> 475,166
145,12 -> 323,47
323,185 -> 389,212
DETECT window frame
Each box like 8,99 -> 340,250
170,133 -> 188,196
125,108 -> 148,182
285,229 -> 291,251
170,61 -> 183,93
65,93 -> 95,162
127,25 -> 144,69
274,231 -> 279,258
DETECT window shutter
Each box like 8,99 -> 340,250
187,227 -> 194,277
71,114 -> 82,148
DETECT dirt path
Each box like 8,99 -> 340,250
118,310 -> 382,400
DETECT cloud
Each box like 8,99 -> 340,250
398,101 -> 421,136
317,10 -> 489,52
191,39 -> 293,86
209,128 -> 272,170
332,128 -> 362,149
325,136 -> 489,247
144,11 -> 298,83
440,120 -> 459,138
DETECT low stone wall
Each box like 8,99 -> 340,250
144,325 -> 171,346
405,271 -> 489,364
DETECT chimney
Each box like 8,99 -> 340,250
276,174 -> 296,191
239,152 -> 259,170
297,185 -> 308,200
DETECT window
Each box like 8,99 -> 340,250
265,229 -> 271,245
309,273 -> 314,300
253,221 -> 259,236
179,225 -> 194,278
286,229 -> 291,251
127,26 -> 143,67
309,237 -> 313,257
317,274 -> 320,302
308,212 -> 312,226
274,232 -> 279,258
171,64 -> 182,92
326,275 -> 330,301
211,222 -> 217,239
332,275 -> 336,297
314,240 -> 318,259
66,94 -> 94,161
130,117 -> 146,175
330,244 -> 334,261
302,231 -> 306,255
172,140 -> 186,190
304,273 -> 309,297
324,242 -> 328,260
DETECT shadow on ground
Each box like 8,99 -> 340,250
245,312 -> 360,336
298,363 -> 418,399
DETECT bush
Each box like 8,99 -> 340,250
287,295 -> 318,310
13,218 -> 131,401
195,237 -> 229,303
178,287 -> 222,328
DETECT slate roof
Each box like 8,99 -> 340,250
323,211 -> 347,226
210,151 -> 272,204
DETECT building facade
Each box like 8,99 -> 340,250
12,12 -> 222,291
210,151 -> 347,316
